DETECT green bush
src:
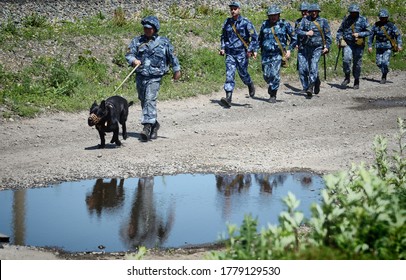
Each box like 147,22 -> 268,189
1,18 -> 18,35
113,7 -> 126,27
0,57 -> 82,117
211,118 -> 406,260
22,13 -> 48,28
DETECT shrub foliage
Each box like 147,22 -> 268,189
211,118 -> 406,259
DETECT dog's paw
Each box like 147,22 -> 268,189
115,140 -> 122,146
98,144 -> 106,149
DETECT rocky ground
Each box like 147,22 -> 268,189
0,70 -> 405,259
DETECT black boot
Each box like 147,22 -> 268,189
314,76 -> 321,94
380,73 -> 387,84
341,74 -> 350,88
306,83 -> 314,98
226,91 -> 232,102
353,78 -> 360,90
220,91 -> 232,108
268,87 -> 277,103
140,124 -> 152,142
150,121 -> 160,140
248,83 -> 255,97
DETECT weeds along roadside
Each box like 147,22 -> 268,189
0,0 -> 405,118
208,117 -> 406,260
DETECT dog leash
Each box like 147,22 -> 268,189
112,64 -> 140,95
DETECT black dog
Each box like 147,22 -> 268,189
88,95 -> 133,148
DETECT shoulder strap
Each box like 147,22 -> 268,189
380,25 -> 397,49
313,20 -> 326,47
138,37 -> 153,50
271,26 -> 285,56
231,22 -> 249,49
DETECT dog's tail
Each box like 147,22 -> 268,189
128,101 -> 134,107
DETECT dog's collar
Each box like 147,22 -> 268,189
96,121 -> 108,129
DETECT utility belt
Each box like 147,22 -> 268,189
305,40 -> 323,47
381,43 -> 399,52
225,47 -> 247,55
136,72 -> 164,80
377,37 -> 390,43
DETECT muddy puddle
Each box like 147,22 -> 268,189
0,172 -> 325,253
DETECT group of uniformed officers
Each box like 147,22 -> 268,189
218,1 -> 403,107
125,2 -> 403,142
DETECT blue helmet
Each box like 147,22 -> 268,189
308,3 -> 321,12
229,1 -> 241,8
348,4 -> 360,13
299,2 -> 309,11
141,16 -> 160,32
267,4 -> 281,15
378,9 -> 389,17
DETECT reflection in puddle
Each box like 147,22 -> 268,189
0,173 -> 324,252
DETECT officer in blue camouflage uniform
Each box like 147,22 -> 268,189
259,5 -> 296,103
294,2 -> 309,30
126,16 -> 181,142
219,1 -> 259,108
296,3 -> 331,98
294,2 -> 309,93
336,4 -> 370,90
368,9 -> 403,84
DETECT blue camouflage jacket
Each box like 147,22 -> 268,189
336,15 -> 371,46
297,15 -> 332,49
220,15 -> 259,54
259,19 -> 297,57
126,34 -> 180,77
368,21 -> 403,50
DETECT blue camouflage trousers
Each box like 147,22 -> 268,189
262,53 -> 282,91
224,51 -> 252,92
375,48 -> 392,75
297,47 -> 307,90
136,74 -> 162,125
342,45 -> 364,79
297,45 -> 322,90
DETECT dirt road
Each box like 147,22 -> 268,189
0,71 -> 405,259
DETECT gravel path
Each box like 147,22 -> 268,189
1,70 -> 405,259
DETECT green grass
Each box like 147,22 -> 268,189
1,2 -> 405,117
